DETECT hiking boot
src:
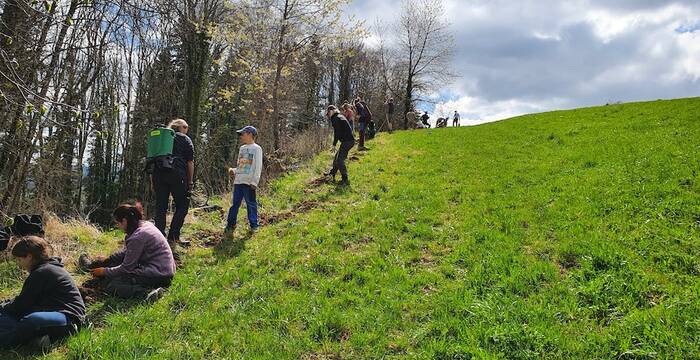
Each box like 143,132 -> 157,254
339,178 -> 351,186
145,287 -> 166,303
358,146 -> 369,151
249,227 -> 259,234
224,226 -> 236,240
78,254 -> 92,272
29,335 -> 51,352
177,239 -> 191,247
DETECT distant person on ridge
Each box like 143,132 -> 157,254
384,98 -> 395,133
0,237 -> 85,350
152,118 -> 194,248
83,204 -> 175,301
453,111 -> 461,127
225,126 -> 263,236
354,96 -> 372,151
325,105 -> 355,186
421,111 -> 431,128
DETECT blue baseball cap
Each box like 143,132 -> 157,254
236,125 -> 257,136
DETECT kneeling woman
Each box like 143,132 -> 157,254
90,204 -> 176,299
0,236 -> 86,349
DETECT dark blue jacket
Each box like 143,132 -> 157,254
330,113 -> 354,146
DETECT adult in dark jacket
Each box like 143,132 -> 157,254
88,204 -> 176,300
152,118 -> 195,248
354,97 -> 372,151
326,105 -> 355,185
421,112 -> 431,128
0,236 -> 85,349
384,98 -> 395,133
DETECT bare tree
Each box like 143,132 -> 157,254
380,0 -> 454,129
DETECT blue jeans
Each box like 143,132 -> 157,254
226,184 -> 258,229
0,311 -> 68,348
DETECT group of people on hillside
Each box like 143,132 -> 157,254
0,95 -> 460,349
0,204 -> 175,350
408,110 -> 461,129
339,96 -> 374,151
0,119 -> 264,350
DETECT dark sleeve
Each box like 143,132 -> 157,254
180,135 -> 195,162
331,118 -> 339,147
1,271 -> 44,318
342,118 -> 353,137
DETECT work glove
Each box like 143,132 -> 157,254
91,267 -> 106,277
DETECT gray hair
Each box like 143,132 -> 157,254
168,118 -> 188,132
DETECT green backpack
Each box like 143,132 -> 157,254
146,128 -> 176,173
147,128 -> 175,159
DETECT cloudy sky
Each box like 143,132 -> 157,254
348,0 -> 700,125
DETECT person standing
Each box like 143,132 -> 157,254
453,111 -> 461,127
406,110 -> 416,129
152,118 -> 194,248
354,97 -> 372,151
421,111 -> 431,128
0,237 -> 85,349
384,98 -> 395,133
225,126 -> 263,236
326,105 -> 355,186
342,103 -> 355,133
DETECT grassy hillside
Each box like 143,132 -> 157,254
3,97 -> 700,359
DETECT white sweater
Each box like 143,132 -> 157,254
233,143 -> 263,186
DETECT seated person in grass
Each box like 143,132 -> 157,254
0,236 -> 85,350
80,204 -> 175,301
78,199 -> 143,271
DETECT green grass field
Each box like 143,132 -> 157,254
2,97 -> 700,359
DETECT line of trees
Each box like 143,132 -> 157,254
0,0 -> 453,224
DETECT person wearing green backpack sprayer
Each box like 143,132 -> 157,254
150,119 -> 195,248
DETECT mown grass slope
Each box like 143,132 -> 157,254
4,97 -> 700,359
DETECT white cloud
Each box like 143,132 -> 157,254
434,95 -> 566,125
583,4 -> 693,43
673,31 -> 700,80
350,0 -> 700,125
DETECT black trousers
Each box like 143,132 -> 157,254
331,141 -> 354,180
153,173 -> 189,241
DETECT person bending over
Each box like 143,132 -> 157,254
86,204 -> 176,300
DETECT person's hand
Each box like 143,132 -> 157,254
91,267 -> 106,277
228,167 -> 236,178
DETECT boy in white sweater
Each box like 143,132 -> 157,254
225,126 -> 263,235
